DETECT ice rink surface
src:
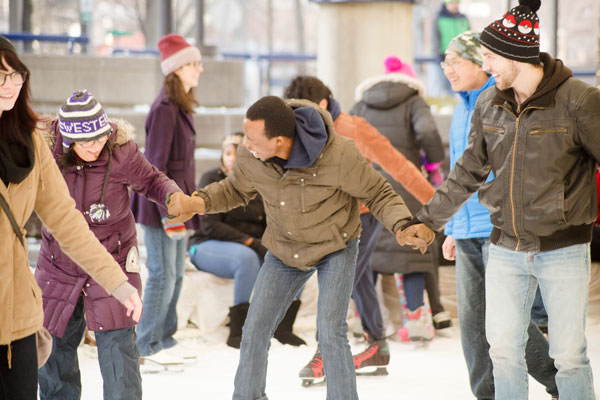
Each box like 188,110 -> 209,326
77,320 -> 600,399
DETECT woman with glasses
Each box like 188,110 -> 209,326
35,90 -> 185,400
130,33 -> 203,365
0,36 -> 143,400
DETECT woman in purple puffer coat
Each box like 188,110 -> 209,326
35,90 -> 183,400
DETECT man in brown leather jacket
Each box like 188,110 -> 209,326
399,1 -> 600,399
169,95 -> 413,399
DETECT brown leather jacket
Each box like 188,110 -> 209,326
418,54 -> 600,252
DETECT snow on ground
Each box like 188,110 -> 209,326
76,318 -> 600,400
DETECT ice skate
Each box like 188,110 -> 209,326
299,347 -> 326,387
432,311 -> 452,330
406,306 -> 434,342
140,349 -> 184,374
353,338 -> 390,376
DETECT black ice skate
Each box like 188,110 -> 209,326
352,338 -> 390,376
299,347 -> 326,387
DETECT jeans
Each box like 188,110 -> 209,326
352,213 -> 385,340
0,334 -> 37,400
39,297 -> 142,400
190,240 -> 261,305
233,239 -> 359,400
136,224 -> 186,356
403,272 -> 425,311
531,287 -> 549,328
486,242 -> 593,400
455,237 -> 558,399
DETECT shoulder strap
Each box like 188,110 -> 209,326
0,192 -> 24,247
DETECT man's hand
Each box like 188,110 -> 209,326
396,223 -> 436,254
123,291 -> 143,323
166,192 -> 205,224
442,235 -> 456,261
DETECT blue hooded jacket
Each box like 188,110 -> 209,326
444,75 -> 495,239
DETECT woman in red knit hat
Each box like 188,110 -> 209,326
131,33 -> 203,367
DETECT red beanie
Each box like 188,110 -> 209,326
158,34 -> 201,75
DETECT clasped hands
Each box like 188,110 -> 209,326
166,192 -> 206,224
395,220 -> 436,254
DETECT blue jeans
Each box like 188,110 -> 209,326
403,272 -> 425,311
189,240 -> 261,305
486,242 -> 594,400
39,296 -> 142,400
531,286 -> 549,328
352,213 -> 385,340
136,224 -> 186,356
455,237 -> 558,399
233,239 -> 359,400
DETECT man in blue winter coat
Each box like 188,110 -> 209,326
440,30 -> 558,400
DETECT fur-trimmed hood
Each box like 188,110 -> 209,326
38,116 -> 135,151
354,73 -> 426,109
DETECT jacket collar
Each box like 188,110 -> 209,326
354,73 -> 426,102
491,53 -> 572,112
284,106 -> 329,169
458,75 -> 496,110
266,99 -> 336,170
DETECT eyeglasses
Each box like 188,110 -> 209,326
78,134 -> 109,149
0,71 -> 27,86
440,60 -> 467,70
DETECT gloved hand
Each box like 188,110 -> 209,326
396,223 -> 436,254
161,217 -> 187,240
166,192 -> 205,224
248,238 -> 268,259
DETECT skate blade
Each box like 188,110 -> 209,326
409,334 -> 433,342
140,359 -> 185,374
300,377 -> 326,387
356,366 -> 388,376
412,340 -> 431,350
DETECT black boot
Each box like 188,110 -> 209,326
227,302 -> 249,349
274,299 -> 306,346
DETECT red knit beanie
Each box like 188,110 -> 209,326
157,34 -> 202,75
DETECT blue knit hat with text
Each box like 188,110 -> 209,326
59,90 -> 111,148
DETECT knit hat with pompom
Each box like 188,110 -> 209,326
480,0 -> 541,64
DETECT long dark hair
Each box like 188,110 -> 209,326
164,72 -> 198,114
0,50 -> 38,148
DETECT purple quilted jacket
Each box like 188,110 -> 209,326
35,120 -> 181,336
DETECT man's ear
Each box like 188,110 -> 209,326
318,98 -> 328,110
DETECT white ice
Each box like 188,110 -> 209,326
76,304 -> 600,399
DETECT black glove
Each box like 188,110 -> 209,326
248,238 -> 268,259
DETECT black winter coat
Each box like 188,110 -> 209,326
351,74 -> 445,274
188,167 -> 266,246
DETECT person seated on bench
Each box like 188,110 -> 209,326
188,132 -> 305,348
